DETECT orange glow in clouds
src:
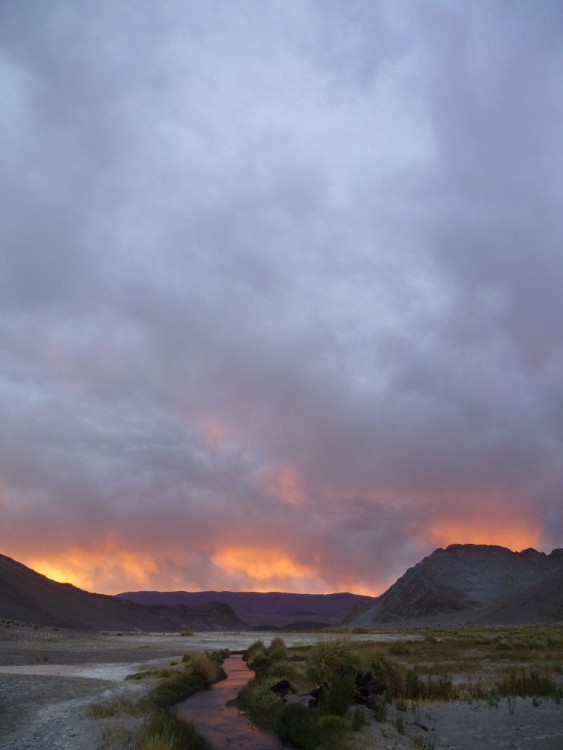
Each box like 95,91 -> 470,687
275,467 -> 304,507
429,519 -> 540,552
26,546 -> 159,593
213,546 -> 313,583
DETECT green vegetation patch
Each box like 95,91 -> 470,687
238,638 -> 379,750
136,710 -> 212,750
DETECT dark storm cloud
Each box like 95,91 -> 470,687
1,0 -> 562,593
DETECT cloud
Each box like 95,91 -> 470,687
1,1 -> 562,595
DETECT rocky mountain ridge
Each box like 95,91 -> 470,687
347,544 -> 563,626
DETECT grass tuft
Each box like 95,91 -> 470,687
136,710 -> 211,750
89,699 -> 139,719
496,668 -> 560,698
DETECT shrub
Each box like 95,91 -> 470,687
366,650 -> 406,701
267,659 -> 301,682
321,673 -> 356,717
306,640 -> 362,687
268,637 -> 287,660
496,668 -> 559,698
277,704 -> 323,750
190,654 -> 217,684
245,638 -> 288,672
146,672 -> 206,709
89,699 -> 139,718
98,725 -> 136,750
237,677 -> 284,720
390,642 -> 412,656
412,734 -> 436,749
351,706 -> 368,731
373,699 -> 388,722
136,710 -> 211,750
245,640 -> 267,663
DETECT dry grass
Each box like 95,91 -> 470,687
136,711 -> 211,750
89,698 -> 140,718
98,725 -> 137,750
340,624 -> 563,702
190,654 -> 217,684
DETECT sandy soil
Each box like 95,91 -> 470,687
0,630 -> 189,750
363,698 -> 563,750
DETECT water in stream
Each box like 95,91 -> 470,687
176,654 -> 289,749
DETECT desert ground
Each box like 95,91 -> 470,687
0,626 -> 561,749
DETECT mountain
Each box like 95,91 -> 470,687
0,553 -> 247,631
116,590 -> 374,629
475,565 -> 563,625
346,545 -> 563,626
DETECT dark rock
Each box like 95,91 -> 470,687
270,679 -> 293,699
354,669 -> 386,697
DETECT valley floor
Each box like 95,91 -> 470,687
0,627 -> 561,750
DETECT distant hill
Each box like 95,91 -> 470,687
116,590 -> 375,629
0,553 -> 247,631
346,545 -> 563,627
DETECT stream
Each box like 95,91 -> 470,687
175,653 -> 289,749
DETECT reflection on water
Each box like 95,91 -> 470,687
176,654 -> 288,749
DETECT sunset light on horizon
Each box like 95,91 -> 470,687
1,1 -> 562,598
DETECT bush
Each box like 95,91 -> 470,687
191,654 -> 217,684
373,699 -> 388,722
277,705 -> 352,750
267,659 -> 301,682
146,672 -> 206,709
136,710 -> 211,750
389,641 -> 412,656
496,668 -> 559,698
245,638 -> 288,672
306,640 -> 362,687
245,640 -> 267,664
321,673 -> 356,717
351,706 -> 368,731
237,677 -> 284,720
395,713 -> 405,734
366,650 -> 406,701
277,704 -> 323,750
268,637 -> 288,661
89,699 -> 139,718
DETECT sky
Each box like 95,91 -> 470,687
1,0 -> 562,597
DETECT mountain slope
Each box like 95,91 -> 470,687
347,545 -> 563,626
0,553 -> 247,631
116,590 -> 374,628
474,565 -> 563,625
